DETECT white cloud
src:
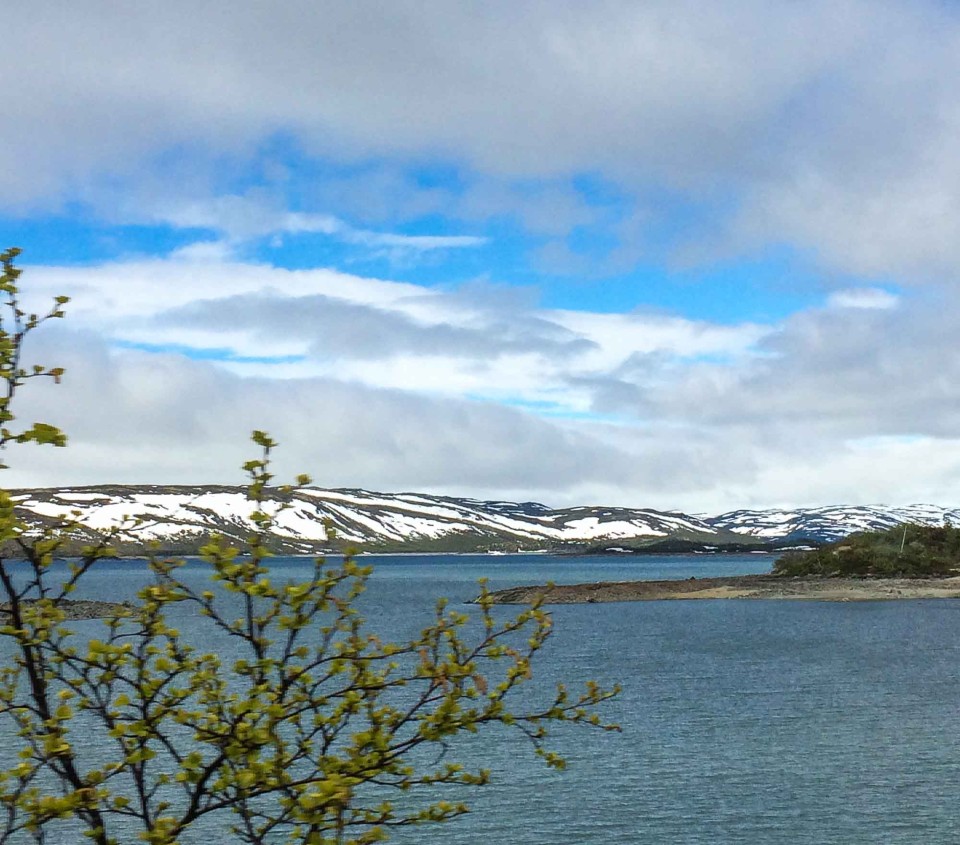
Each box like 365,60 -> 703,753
826,288 -> 899,310
7,330 -> 645,505
167,241 -> 236,263
146,195 -> 487,255
22,252 -> 764,415
25,253 -> 429,323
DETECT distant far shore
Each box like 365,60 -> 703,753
483,574 -> 960,604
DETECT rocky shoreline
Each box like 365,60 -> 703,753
0,599 -> 133,621
484,574 -> 960,604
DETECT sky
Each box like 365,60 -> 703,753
4,1 -> 960,512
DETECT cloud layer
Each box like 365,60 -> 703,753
5,3 -> 960,509
5,1 -> 960,278
4,250 -> 957,511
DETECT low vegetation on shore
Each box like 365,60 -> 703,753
773,523 -> 960,578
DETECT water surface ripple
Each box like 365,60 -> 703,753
5,553 -> 959,844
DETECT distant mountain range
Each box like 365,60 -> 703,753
11,485 -> 960,555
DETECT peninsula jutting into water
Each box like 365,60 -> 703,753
483,574 -> 960,604
486,523 -> 960,603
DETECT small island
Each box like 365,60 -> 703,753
484,524 -> 960,604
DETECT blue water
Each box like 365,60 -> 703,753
6,553 -> 960,843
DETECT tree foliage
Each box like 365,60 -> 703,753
774,523 -> 960,578
0,249 -> 619,844
0,247 -> 68,459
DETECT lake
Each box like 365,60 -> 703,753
5,552 -> 960,843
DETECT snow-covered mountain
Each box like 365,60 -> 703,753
12,485 -> 730,553
10,485 -> 960,553
706,504 -> 960,543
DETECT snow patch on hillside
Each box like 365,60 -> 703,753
13,485 -> 960,548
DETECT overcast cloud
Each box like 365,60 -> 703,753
4,2 -> 960,510
5,2 -> 960,274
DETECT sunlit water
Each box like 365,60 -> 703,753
5,553 -> 960,844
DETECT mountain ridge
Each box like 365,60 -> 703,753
10,484 -> 960,555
